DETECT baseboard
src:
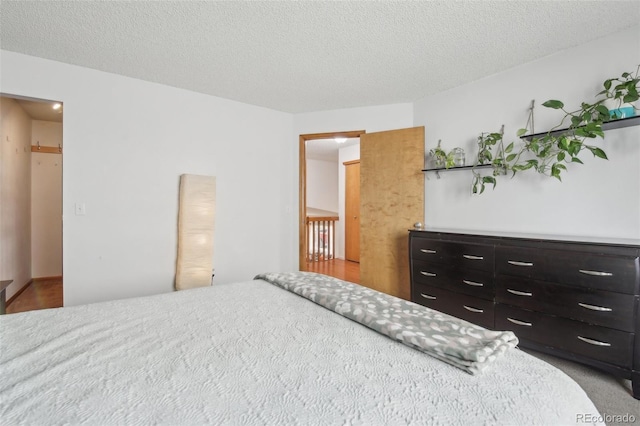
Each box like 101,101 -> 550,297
6,279 -> 33,307
33,275 -> 63,282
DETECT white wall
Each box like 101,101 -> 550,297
1,51 -> 294,306
336,143 -> 360,260
414,25 -> 640,242
306,158 -> 338,213
0,97 -> 32,299
31,120 -> 63,278
294,104 -> 414,136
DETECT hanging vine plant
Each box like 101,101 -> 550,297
472,127 -> 507,194
471,66 -> 640,194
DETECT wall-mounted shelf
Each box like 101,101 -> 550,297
423,116 -> 638,179
520,115 -> 640,140
422,164 -> 492,173
422,164 -> 492,178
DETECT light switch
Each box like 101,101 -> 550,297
75,202 -> 86,216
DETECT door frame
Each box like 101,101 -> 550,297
0,92 -> 64,307
343,159 -> 360,263
298,130 -> 366,270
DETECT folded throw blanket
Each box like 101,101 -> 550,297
254,271 -> 518,375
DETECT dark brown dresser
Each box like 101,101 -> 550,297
409,229 -> 640,399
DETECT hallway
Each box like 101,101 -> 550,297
305,258 -> 360,284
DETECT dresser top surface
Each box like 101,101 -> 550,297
410,227 -> 640,248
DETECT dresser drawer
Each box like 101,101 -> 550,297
412,283 -> 494,329
411,239 -> 452,264
412,260 -> 493,300
411,238 -> 494,271
495,304 -> 634,368
495,276 -> 637,332
496,246 -> 639,294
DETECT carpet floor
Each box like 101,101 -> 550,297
521,348 -> 638,425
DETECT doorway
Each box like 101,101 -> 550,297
0,94 -> 64,313
299,126 -> 425,299
299,130 -> 365,280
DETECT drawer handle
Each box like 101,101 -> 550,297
420,249 -> 437,254
420,293 -> 436,300
463,305 -> 484,313
462,280 -> 484,287
508,260 -> 534,267
463,254 -> 484,260
507,317 -> 532,327
578,269 -> 613,277
578,302 -> 612,312
577,336 -> 611,347
420,271 -> 436,277
507,289 -> 533,297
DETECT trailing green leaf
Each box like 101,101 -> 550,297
543,100 -> 564,109
505,142 -> 514,153
571,115 -> 583,127
483,176 -> 496,189
595,105 -> 609,117
558,137 -> 569,151
586,146 -> 608,159
624,91 -> 638,103
568,140 -> 582,156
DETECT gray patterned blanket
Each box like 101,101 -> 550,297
254,271 -> 518,375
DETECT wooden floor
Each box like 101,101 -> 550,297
6,277 -> 63,314
305,258 -> 360,283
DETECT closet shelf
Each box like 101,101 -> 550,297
31,145 -> 62,154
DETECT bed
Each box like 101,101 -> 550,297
1,272 -> 603,425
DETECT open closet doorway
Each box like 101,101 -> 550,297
299,130 -> 365,284
0,94 -> 64,314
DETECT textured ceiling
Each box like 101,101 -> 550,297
1,1 -> 639,113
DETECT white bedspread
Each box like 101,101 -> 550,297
0,279 -> 603,425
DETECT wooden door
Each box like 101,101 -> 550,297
360,127 -> 425,300
344,160 -> 360,262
